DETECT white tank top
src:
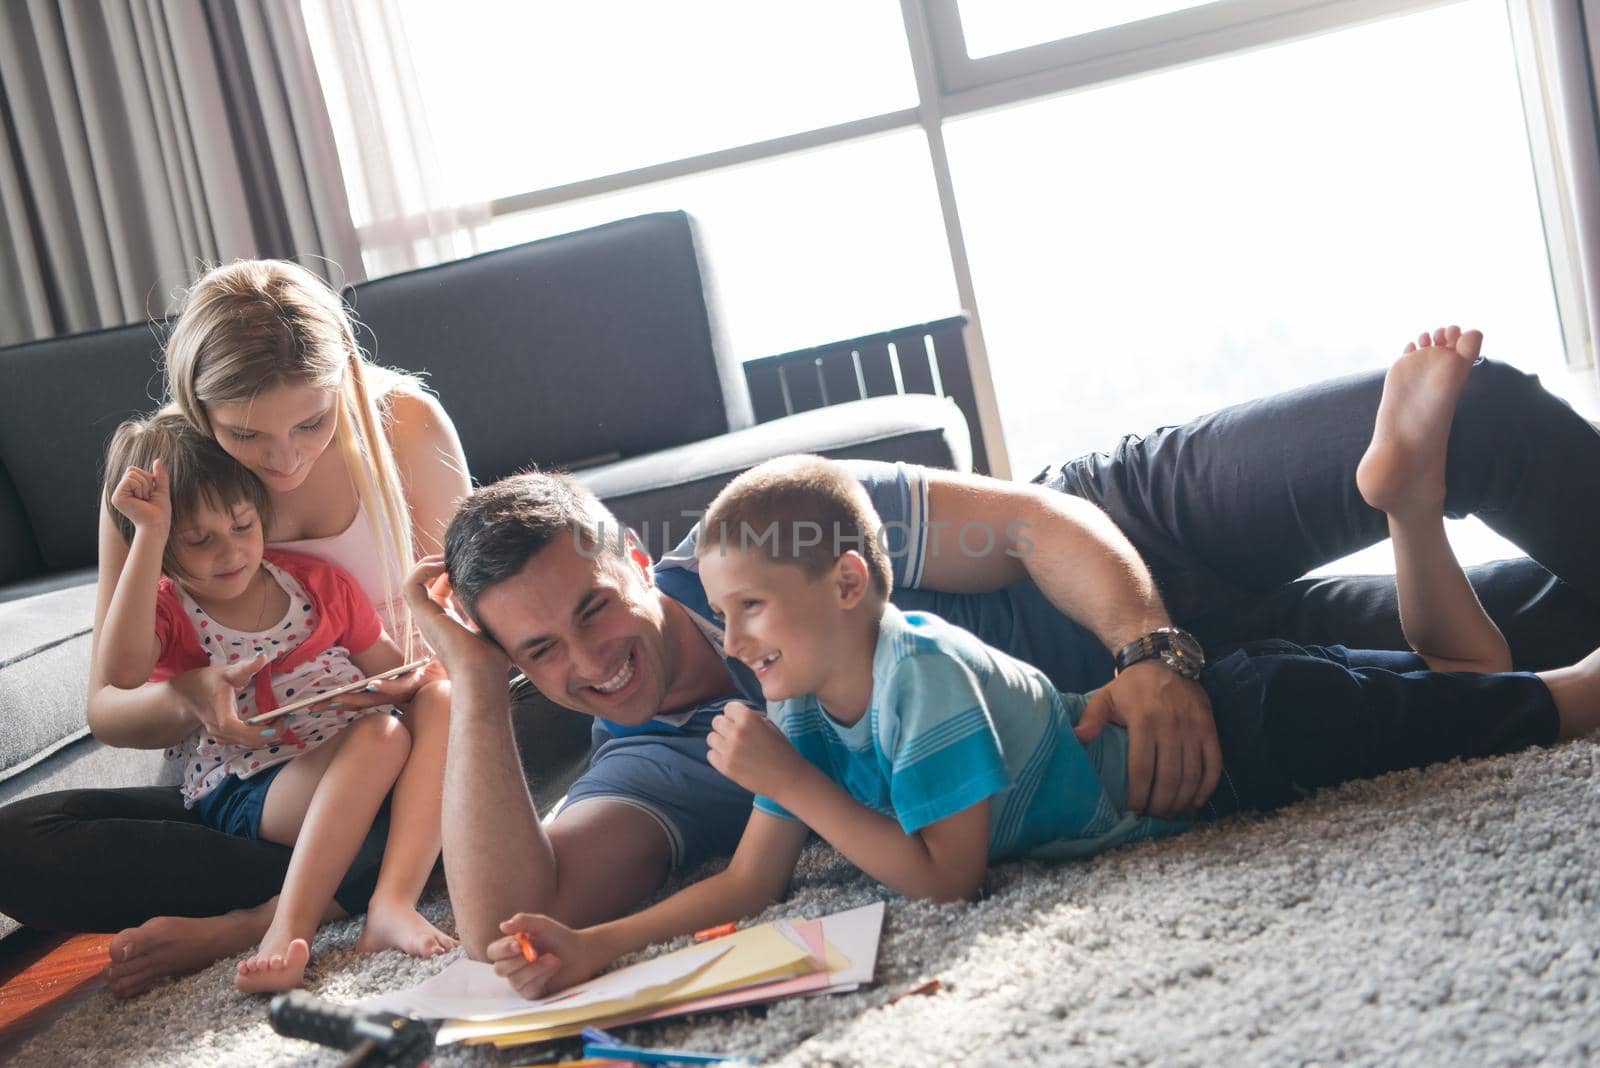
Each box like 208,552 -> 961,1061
271,496 -> 406,634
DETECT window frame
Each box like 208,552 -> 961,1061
426,0 -> 1585,478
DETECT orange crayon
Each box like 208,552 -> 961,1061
693,922 -> 736,942
515,930 -> 538,963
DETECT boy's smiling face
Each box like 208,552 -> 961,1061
700,546 -> 848,703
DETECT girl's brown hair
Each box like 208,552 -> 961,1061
102,409 -> 272,581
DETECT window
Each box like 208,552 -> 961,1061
307,0 -> 1591,576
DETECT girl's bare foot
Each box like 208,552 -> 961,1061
234,936 -> 311,994
355,895 -> 458,957
1356,324 -> 1483,519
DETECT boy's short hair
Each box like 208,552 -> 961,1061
101,409 -> 272,580
696,455 -> 892,598
444,469 -> 624,628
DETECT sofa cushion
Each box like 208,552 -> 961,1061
0,321 -> 167,580
0,580 -> 99,785
575,393 -> 971,557
347,212 -> 745,485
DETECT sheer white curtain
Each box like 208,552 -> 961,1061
299,0 -> 490,279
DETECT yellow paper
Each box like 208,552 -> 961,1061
439,923 -> 817,1044
481,933 -> 852,1048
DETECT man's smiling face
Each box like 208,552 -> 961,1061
473,532 -> 674,726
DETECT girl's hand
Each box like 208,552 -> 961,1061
110,461 -> 171,535
169,654 -> 280,748
706,701 -> 802,798
299,658 -> 444,714
488,914 -> 613,1000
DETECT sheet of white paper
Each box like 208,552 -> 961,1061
818,900 -> 884,986
355,942 -> 730,1021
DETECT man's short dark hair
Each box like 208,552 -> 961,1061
444,469 -> 623,627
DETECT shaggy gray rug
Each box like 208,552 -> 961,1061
11,737 -> 1599,1067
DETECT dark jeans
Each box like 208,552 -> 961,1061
1197,642 -> 1559,819
0,679 -> 592,933
0,785 -> 390,932
1050,359 -> 1600,669
3,358 -> 1594,932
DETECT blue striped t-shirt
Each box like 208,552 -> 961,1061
752,604 -> 1186,861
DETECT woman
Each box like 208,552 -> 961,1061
0,260 -> 471,996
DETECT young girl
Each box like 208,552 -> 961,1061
98,410 -> 456,993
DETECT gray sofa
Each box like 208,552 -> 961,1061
0,210 -> 972,937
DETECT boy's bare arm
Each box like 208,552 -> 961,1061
777,766 -> 990,902
489,813 -> 810,999
710,703 -> 990,902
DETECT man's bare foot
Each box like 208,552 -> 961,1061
234,937 -> 311,994
354,896 -> 458,957
1356,324 -> 1484,518
104,901 -> 272,998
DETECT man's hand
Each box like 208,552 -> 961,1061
402,555 -> 510,683
110,460 -> 171,535
1075,661 -> 1220,818
488,914 -> 612,999
705,701 -> 805,798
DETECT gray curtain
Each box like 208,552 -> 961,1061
0,0 -> 364,347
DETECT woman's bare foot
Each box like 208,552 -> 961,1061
234,937 -> 311,994
355,896 -> 457,957
1356,324 -> 1483,519
104,900 -> 273,998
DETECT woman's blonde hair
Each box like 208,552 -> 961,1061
163,260 -> 418,647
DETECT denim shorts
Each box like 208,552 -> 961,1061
193,763 -> 287,840
555,705 -> 754,872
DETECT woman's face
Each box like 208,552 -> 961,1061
205,382 -> 339,494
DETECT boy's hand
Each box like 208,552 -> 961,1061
706,701 -> 802,798
1075,662 -> 1220,819
110,460 -> 171,534
488,914 -> 611,1000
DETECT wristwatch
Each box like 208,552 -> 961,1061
1113,627 -> 1205,680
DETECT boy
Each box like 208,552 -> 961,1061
485,327 -> 1600,995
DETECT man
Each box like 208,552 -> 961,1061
406,332 -> 1600,963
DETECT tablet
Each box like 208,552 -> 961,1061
244,657 -> 433,724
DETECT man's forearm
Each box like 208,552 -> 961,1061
443,670 -> 554,958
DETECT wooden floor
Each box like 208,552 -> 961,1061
0,930 -> 111,1053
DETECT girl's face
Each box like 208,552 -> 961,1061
170,498 -> 266,605
205,382 -> 339,494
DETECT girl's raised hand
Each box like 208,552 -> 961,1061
110,460 -> 171,534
